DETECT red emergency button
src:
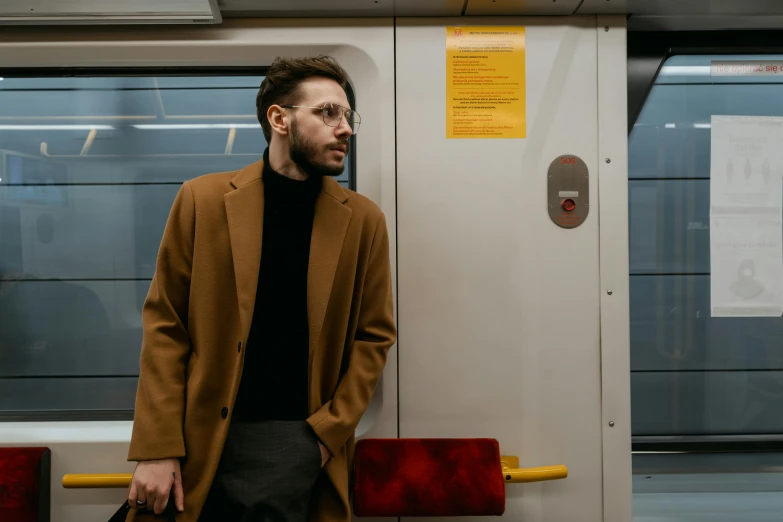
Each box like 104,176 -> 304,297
562,198 -> 576,212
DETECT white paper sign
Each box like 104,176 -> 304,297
710,115 -> 783,317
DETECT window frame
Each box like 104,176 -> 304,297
628,30 -> 783,133
0,67 -> 358,422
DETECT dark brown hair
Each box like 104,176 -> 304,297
256,55 -> 350,142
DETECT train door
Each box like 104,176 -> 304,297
395,16 -> 631,522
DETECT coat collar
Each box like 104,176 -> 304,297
225,158 -> 352,357
229,159 -> 349,203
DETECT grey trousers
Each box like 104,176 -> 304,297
199,420 -> 323,522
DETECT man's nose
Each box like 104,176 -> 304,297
335,115 -> 353,138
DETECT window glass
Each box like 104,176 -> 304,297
630,54 -> 783,438
630,52 -> 783,522
0,73 -> 354,419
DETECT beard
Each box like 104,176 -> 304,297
289,120 -> 349,178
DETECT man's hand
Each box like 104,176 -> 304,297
318,441 -> 331,468
127,458 -> 184,514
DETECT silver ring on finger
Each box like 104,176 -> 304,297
136,500 -> 147,508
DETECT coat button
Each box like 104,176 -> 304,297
221,407 -> 228,419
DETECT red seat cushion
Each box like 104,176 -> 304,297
0,447 -> 50,522
353,438 -> 505,517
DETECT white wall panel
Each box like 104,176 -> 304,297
396,16 -> 606,522
0,14 -> 634,522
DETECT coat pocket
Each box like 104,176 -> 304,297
304,421 -> 324,471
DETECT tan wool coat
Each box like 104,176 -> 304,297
126,159 -> 396,522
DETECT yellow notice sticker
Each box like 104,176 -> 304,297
446,26 -> 526,139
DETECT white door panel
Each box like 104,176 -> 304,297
396,17 -> 606,522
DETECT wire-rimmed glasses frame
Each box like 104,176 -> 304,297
280,102 -> 361,135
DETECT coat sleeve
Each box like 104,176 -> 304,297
128,181 -> 195,461
306,212 -> 397,456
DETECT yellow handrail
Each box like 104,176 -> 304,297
63,460 -> 567,489
62,473 -> 132,488
500,457 -> 568,483
503,465 -> 569,483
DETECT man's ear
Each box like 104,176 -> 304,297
267,105 -> 289,137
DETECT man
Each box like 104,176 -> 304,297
125,56 -> 396,522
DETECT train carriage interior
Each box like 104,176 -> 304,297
3,0 -> 783,521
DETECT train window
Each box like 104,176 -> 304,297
630,54 -> 783,440
0,72 -> 355,420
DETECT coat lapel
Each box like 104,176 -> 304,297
308,178 -> 352,355
225,160 -> 264,338
225,163 -> 351,351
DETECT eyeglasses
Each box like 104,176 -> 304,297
281,102 -> 361,135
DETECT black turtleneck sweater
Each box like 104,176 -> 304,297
232,150 -> 322,421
